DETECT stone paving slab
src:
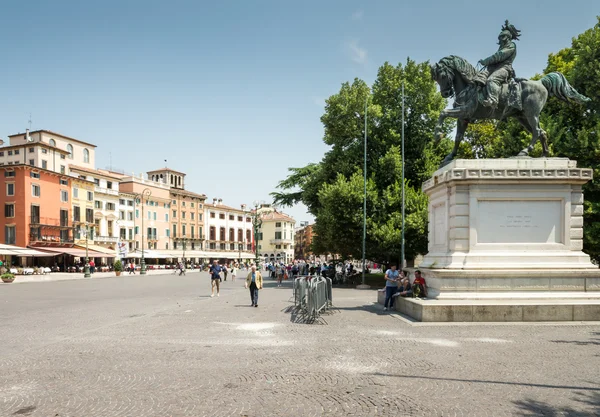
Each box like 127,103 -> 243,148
0,273 -> 598,416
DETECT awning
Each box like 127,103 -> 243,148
0,244 -> 23,256
161,250 -> 207,258
202,251 -> 256,259
124,250 -> 171,259
0,244 -> 53,257
29,246 -> 109,258
160,250 -> 256,259
74,244 -> 116,257
10,248 -> 54,257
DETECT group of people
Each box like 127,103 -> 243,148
209,260 -> 263,306
383,266 -> 428,311
263,260 -> 362,282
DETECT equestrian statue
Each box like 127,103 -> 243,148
430,20 -> 590,167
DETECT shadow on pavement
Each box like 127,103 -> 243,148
512,388 -> 600,416
371,373 -> 600,392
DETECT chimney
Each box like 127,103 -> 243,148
218,198 -> 222,205
241,204 -> 246,211
213,198 -> 217,206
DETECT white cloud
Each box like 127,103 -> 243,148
351,10 -> 364,21
346,40 -> 368,65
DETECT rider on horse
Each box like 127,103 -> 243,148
478,20 -> 521,108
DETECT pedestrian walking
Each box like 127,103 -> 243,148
245,265 -> 263,307
277,264 -> 284,287
231,264 -> 237,282
223,264 -> 228,281
209,260 -> 222,297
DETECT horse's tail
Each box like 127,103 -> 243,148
540,72 -> 590,104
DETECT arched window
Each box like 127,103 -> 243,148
83,148 -> 90,163
170,174 -> 173,185
178,176 -> 182,186
67,144 -> 73,159
49,139 -> 56,147
238,229 -> 243,242
219,227 -> 226,241
229,228 -> 234,241
246,230 -> 251,242
209,226 -> 216,240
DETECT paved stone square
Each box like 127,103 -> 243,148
0,272 -> 598,416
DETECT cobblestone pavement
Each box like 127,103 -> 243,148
0,272 -> 598,417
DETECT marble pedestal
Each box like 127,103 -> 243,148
406,158 -> 600,322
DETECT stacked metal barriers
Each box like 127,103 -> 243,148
293,276 -> 333,321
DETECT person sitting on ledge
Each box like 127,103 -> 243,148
412,270 -> 428,298
394,276 -> 412,298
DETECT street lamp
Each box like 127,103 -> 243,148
238,243 -> 242,266
252,202 -> 263,268
182,236 -> 187,265
84,225 -> 90,278
134,188 -> 152,275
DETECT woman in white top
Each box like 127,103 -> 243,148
231,264 -> 238,282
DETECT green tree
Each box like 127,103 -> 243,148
541,17 -> 600,263
272,59 -> 449,264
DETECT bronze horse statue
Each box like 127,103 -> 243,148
430,55 -> 590,167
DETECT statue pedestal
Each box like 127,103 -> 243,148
404,158 -> 600,322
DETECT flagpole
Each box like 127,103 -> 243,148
401,81 -> 406,270
358,93 -> 370,289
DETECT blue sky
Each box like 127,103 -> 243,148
1,0 -> 597,223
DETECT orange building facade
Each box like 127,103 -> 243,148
0,165 -> 72,248
294,223 -> 314,261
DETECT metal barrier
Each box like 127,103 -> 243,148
293,276 -> 333,321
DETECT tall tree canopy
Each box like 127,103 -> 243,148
273,59 -> 451,264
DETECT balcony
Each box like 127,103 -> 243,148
204,240 -> 252,251
174,235 -> 204,241
270,238 -> 294,245
30,216 -> 72,228
95,235 -> 118,243
30,234 -> 74,244
94,185 -> 119,196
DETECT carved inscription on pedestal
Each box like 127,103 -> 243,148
478,200 -> 562,244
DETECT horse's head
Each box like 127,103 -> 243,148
430,61 -> 454,98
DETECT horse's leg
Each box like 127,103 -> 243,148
434,113 -> 446,143
517,112 -> 541,156
441,119 -> 468,167
518,83 -> 548,157
515,114 -> 534,136
539,128 -> 549,157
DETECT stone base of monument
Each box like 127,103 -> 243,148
376,288 -> 600,322
399,158 -> 600,322
395,296 -> 600,322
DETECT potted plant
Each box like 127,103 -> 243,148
1,273 -> 15,283
113,260 -> 123,276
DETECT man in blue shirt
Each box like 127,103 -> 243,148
383,264 -> 400,311
209,260 -> 222,298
